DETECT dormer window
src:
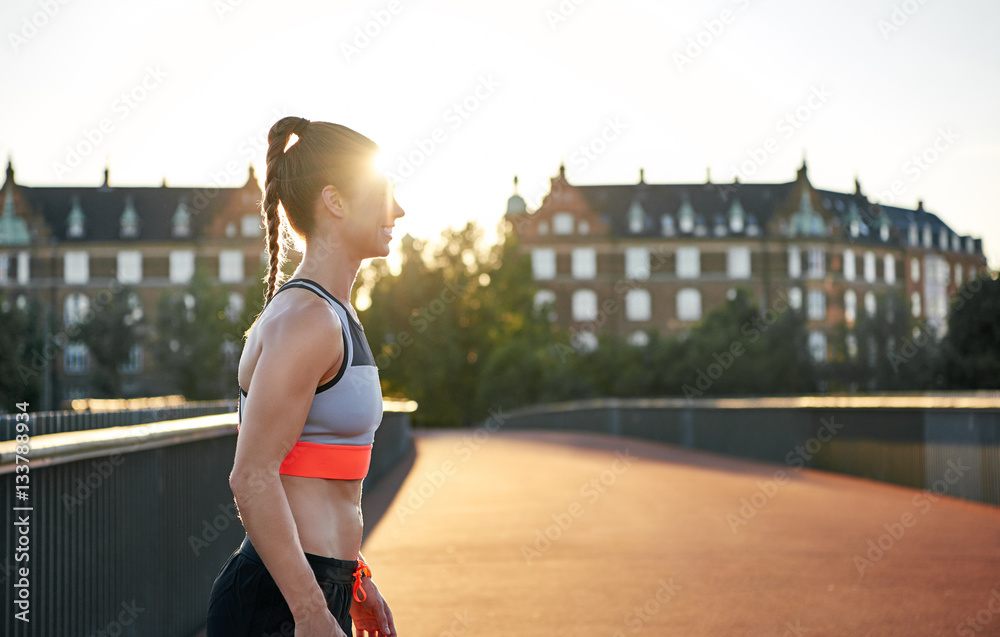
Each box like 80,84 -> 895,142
939,227 -> 949,250
951,234 -> 960,252
966,237 -> 974,254
172,197 -> 191,238
120,196 -> 139,238
908,223 -> 918,246
677,196 -> 695,233
627,200 -> 645,234
660,214 -> 675,237
728,198 -> 745,233
922,223 -> 932,248
713,215 -> 727,237
789,191 -> 826,237
746,215 -> 760,237
849,220 -> 860,237
67,196 -> 85,238
880,224 -> 889,242
553,212 -> 575,235
693,216 -> 707,237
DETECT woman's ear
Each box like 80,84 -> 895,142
320,185 -> 347,220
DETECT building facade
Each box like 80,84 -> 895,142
505,161 -> 989,361
0,160 -> 265,407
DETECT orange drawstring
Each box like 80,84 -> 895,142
352,558 -> 372,603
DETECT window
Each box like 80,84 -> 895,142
628,201 -> 645,234
572,330 -> 598,353
553,212 -> 574,235
661,214 -> 675,237
883,254 -> 896,284
908,223 -> 918,246
954,264 -> 963,287
910,258 -> 920,282
571,248 -> 596,279
241,213 -> 261,237
808,331 -> 827,362
807,248 -> 825,278
951,234 -> 960,252
125,292 -> 143,326
172,199 -> 191,238
64,343 -> 89,374
922,223 -> 932,248
572,289 -> 597,321
676,288 -> 701,321
939,227 -> 949,250
120,344 -> 144,374
864,291 -> 876,317
169,250 -> 195,284
863,251 -> 876,283
844,290 -> 857,326
788,287 -> 802,310
625,247 -> 649,280
67,196 -> 85,238
538,221 -> 549,235
0,254 -> 7,283
676,247 -> 700,279
17,251 -> 29,284
578,220 -> 589,235
678,199 -> 695,233
219,250 -> 244,283
64,251 -> 89,284
846,333 -> 858,360
788,246 -> 801,278
728,199 -> 745,233
120,197 -> 139,238
117,250 -> 142,284
533,290 -> 556,318
225,222 -> 236,238
226,292 -> 244,322
843,249 -> 856,281
968,265 -> 976,281
727,246 -> 751,279
531,248 -> 556,280
880,224 -> 889,242
625,289 -> 651,321
627,331 -> 650,347
966,237 -> 975,254
911,291 -> 921,317
64,293 -> 90,326
807,290 -> 826,320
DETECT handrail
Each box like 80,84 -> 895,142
502,393 -> 1000,416
0,398 -> 419,475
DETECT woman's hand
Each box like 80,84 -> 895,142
350,578 -> 396,636
294,607 -> 348,637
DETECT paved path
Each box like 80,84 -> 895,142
360,430 -> 1000,637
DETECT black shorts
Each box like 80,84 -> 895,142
206,534 -> 356,637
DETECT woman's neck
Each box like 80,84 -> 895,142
292,244 -> 360,307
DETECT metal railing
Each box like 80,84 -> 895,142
0,397 -> 236,442
0,400 -> 416,637
486,394 -> 1000,507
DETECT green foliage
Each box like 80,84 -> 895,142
76,286 -> 144,398
939,275 -> 1000,388
0,296 -> 44,412
153,269 -> 245,400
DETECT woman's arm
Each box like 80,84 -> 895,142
229,299 -> 345,623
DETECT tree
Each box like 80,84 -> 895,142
76,286 -> 144,398
0,295 -> 44,412
939,275 -> 1000,389
153,269 -> 243,400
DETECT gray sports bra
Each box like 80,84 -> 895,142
237,278 -> 383,479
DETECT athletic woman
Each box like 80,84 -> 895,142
207,116 -> 404,637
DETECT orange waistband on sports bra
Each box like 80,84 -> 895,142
280,440 -> 373,480
235,424 -> 373,480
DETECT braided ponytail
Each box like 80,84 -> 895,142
261,116 -> 310,304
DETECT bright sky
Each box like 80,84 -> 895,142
3,0 -> 998,267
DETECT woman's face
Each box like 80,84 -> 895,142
340,166 -> 405,259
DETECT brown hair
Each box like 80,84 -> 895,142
244,116 -> 379,338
